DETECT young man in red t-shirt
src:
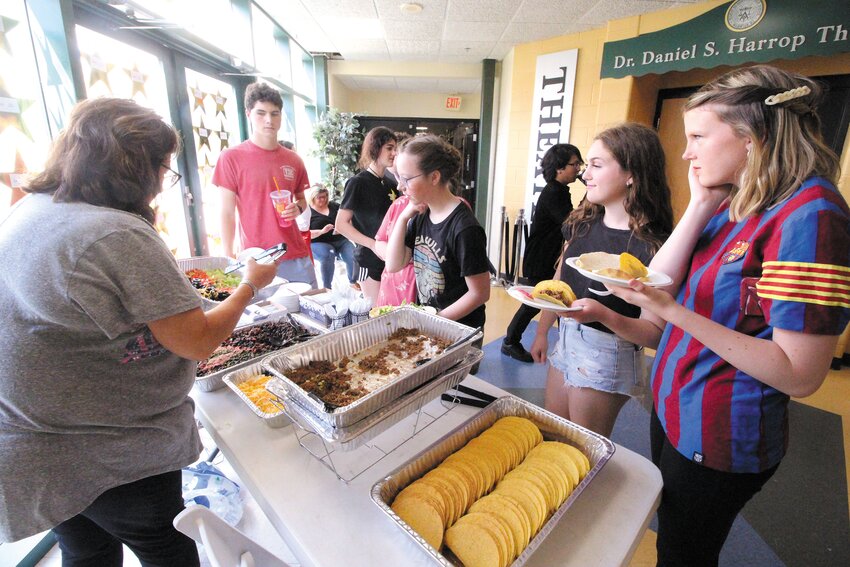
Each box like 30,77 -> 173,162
212,83 -> 317,287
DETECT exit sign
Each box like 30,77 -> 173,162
445,96 -> 462,111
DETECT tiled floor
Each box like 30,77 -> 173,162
3,271 -> 848,566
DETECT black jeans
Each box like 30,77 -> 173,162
52,470 -> 200,567
650,410 -> 778,567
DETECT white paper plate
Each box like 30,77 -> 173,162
565,257 -> 673,288
506,285 -> 583,312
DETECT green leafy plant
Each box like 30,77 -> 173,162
311,108 -> 363,200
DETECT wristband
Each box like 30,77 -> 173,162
239,279 -> 258,299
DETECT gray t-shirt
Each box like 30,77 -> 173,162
0,194 -> 204,541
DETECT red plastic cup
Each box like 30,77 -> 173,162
270,190 -> 292,228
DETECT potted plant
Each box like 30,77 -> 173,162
311,108 -> 363,200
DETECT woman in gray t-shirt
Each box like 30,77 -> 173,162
0,98 -> 279,564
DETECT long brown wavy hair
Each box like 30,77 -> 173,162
684,65 -> 839,221
26,98 -> 180,224
565,123 -> 673,253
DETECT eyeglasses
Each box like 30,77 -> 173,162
397,172 -> 424,187
567,161 -> 584,169
162,164 -> 182,188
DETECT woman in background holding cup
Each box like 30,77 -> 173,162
308,185 -> 356,288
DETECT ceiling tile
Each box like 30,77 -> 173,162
394,77 -> 442,91
512,0 -> 598,24
299,0 -> 378,19
353,76 -> 399,90
443,20 -> 506,41
501,21 -> 586,43
446,0 -> 518,22
578,0 -> 675,26
383,19 -> 444,40
488,42 -> 514,59
387,39 -> 441,58
375,0 -> 449,21
437,78 -> 481,93
440,40 -> 494,58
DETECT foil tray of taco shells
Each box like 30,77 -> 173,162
371,395 -> 615,566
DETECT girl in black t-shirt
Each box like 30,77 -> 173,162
529,123 -> 673,437
337,127 -> 399,304
385,135 -> 490,330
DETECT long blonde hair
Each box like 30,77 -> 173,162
684,65 -> 839,221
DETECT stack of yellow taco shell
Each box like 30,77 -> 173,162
576,251 -> 649,281
390,416 -> 591,567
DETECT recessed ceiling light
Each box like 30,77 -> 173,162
400,3 -> 423,14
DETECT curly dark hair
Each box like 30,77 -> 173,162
25,98 -> 180,224
244,82 -> 282,111
359,126 -> 397,168
566,123 -> 673,253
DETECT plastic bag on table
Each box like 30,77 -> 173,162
181,462 -> 244,526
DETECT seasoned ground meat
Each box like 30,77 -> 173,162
284,328 -> 451,408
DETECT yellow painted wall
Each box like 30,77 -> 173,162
343,90 -> 481,120
327,60 -> 482,119
497,0 -> 850,219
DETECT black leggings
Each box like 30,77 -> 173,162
52,470 -> 200,567
650,410 -> 778,567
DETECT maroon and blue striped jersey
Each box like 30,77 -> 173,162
652,177 -> 850,473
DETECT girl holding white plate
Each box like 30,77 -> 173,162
529,123 -> 673,437
584,66 -> 850,566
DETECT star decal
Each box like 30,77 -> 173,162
0,15 -> 19,56
0,149 -> 29,205
198,154 -> 215,187
193,117 -> 212,152
215,121 -> 230,151
191,85 -> 207,112
0,78 -> 34,141
213,91 -> 227,118
125,64 -> 148,99
84,52 -> 113,92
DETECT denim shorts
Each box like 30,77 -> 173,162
549,318 -> 647,398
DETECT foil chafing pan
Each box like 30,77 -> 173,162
194,312 -> 325,392
371,396 -> 616,566
222,361 -> 290,429
262,307 -> 481,428
267,349 -> 483,451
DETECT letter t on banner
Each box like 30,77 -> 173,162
525,49 -> 578,219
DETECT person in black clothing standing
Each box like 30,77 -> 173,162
502,143 -> 583,362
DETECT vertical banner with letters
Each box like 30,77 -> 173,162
525,49 -> 578,219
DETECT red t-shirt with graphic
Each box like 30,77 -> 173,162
212,141 -> 309,258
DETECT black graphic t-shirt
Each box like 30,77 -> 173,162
405,203 -> 489,328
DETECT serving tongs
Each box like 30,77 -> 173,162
414,326 -> 483,367
441,384 -> 498,408
224,242 -> 287,274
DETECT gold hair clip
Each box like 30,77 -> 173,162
764,86 -> 811,106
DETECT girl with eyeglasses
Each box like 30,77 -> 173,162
385,135 -> 490,332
